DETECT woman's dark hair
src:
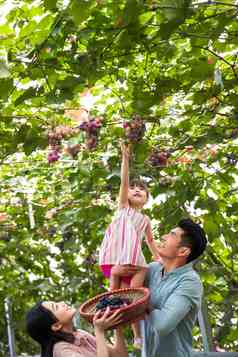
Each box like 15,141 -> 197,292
178,218 -> 207,263
26,302 -> 75,357
129,179 -> 149,199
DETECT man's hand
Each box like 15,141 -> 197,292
93,307 -> 123,331
111,265 -> 140,277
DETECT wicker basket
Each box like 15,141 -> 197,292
79,287 -> 150,329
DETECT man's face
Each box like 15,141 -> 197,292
157,227 -> 187,259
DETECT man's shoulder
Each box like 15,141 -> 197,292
187,265 -> 201,281
146,261 -> 163,280
178,266 -> 203,299
184,265 -> 202,282
148,261 -> 163,272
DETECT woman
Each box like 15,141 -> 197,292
26,300 -> 128,357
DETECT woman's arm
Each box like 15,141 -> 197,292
94,327 -> 110,357
108,327 -> 128,357
93,308 -> 127,357
118,143 -> 130,208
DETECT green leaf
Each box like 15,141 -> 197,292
0,24 -> 15,39
14,88 -> 39,106
0,51 -> 10,78
203,218 -> 219,238
19,21 -> 38,38
0,63 -> 10,78
123,0 -> 141,25
0,78 -> 13,100
43,0 -> 58,11
138,11 -> 154,26
70,0 -> 95,25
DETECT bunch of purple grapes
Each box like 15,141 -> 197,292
96,295 -> 131,312
148,149 -> 169,167
123,114 -> 146,143
47,126 -> 78,163
79,117 -> 102,150
48,125 -> 77,146
48,150 -> 60,163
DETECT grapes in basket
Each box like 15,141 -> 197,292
95,295 -> 131,312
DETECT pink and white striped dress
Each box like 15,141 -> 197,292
99,207 -> 149,267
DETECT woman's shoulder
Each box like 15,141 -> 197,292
76,328 -> 96,341
53,330 -> 96,356
53,340 -> 76,357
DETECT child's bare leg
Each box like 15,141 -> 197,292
110,268 -> 121,291
130,267 -> 147,288
130,268 -> 147,343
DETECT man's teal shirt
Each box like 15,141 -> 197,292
141,261 -> 203,357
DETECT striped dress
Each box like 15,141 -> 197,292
99,207 -> 149,267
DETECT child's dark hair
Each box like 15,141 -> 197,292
178,218 -> 207,263
129,179 -> 149,199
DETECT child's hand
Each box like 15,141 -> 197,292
121,142 -> 130,160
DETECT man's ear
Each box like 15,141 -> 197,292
51,322 -> 63,332
179,246 -> 191,258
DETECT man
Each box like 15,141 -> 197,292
112,218 -> 207,357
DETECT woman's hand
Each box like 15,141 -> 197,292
93,307 -> 123,332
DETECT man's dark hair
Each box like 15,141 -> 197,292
178,218 -> 207,263
130,179 -> 149,199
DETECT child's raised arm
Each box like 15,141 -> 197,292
118,143 -> 130,209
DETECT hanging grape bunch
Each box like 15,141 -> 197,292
47,125 -> 78,163
79,117 -> 102,150
47,150 -> 60,163
148,148 -> 170,167
123,114 -> 146,143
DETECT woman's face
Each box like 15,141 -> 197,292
42,301 -> 76,325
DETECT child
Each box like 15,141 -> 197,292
99,143 -> 156,348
